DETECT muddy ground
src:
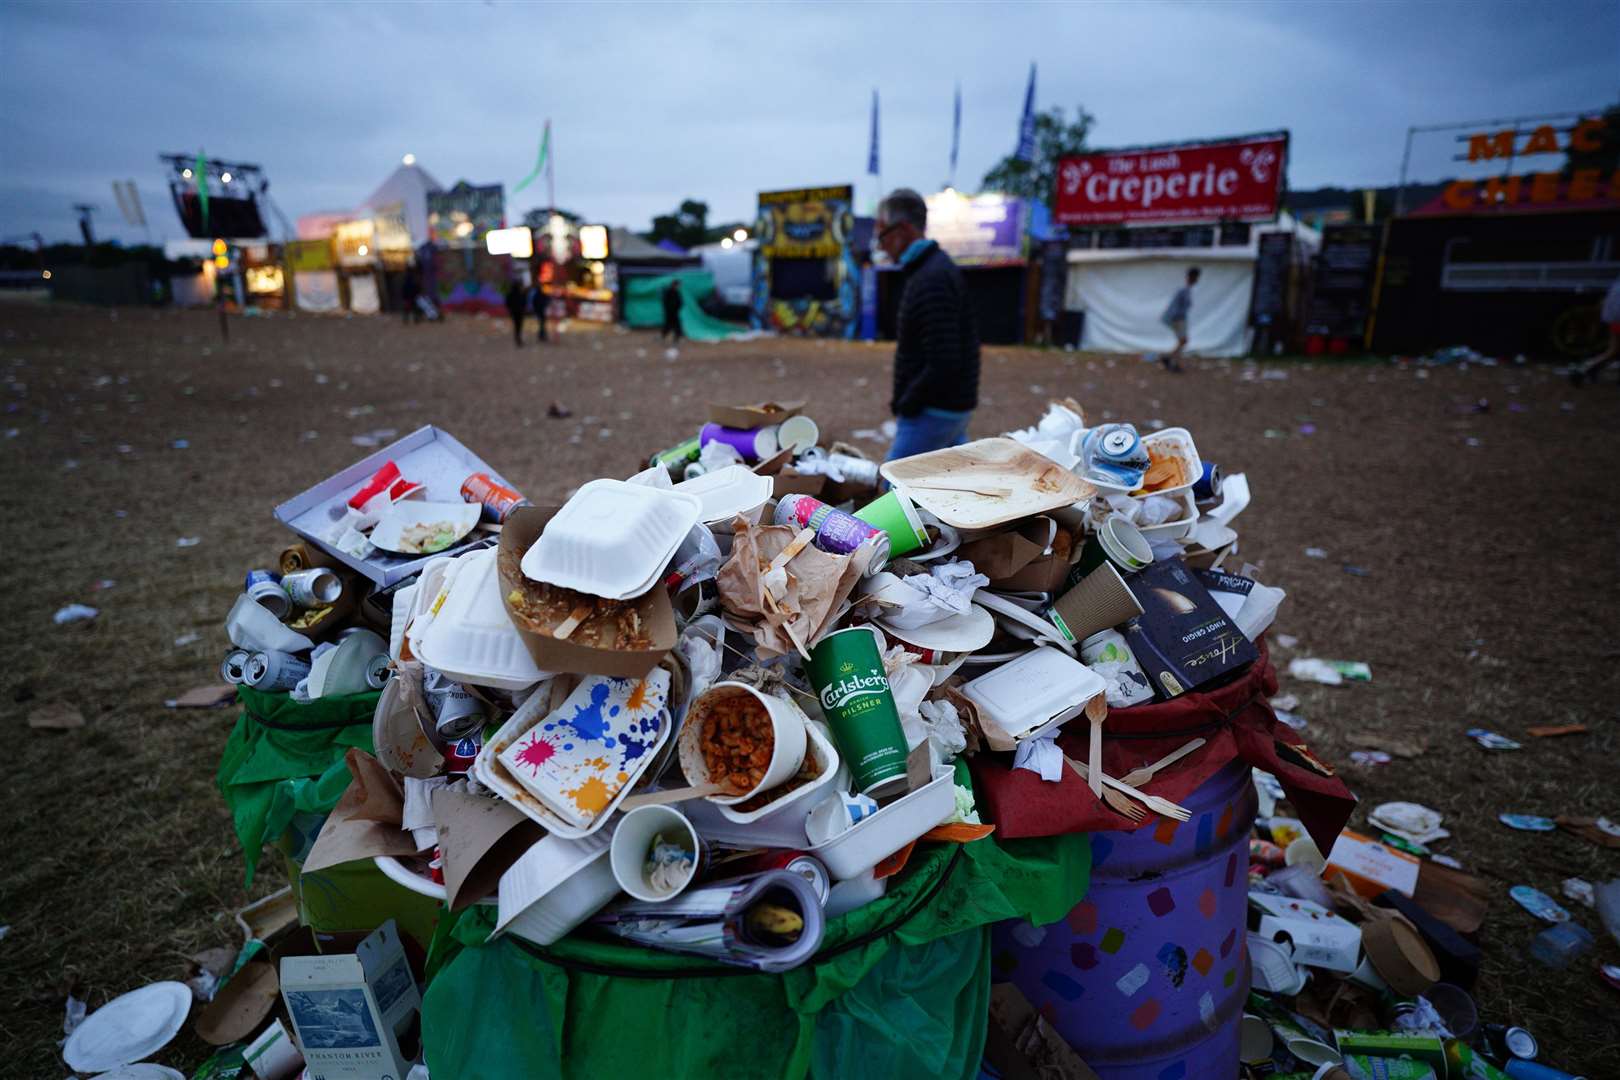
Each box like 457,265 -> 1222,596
0,300 -> 1615,1077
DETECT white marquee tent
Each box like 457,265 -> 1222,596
1065,212 -> 1319,358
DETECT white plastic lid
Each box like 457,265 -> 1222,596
674,465 -> 773,525
961,646 -> 1104,740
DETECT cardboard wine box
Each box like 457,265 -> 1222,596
280,920 -> 420,1080
1122,557 -> 1257,699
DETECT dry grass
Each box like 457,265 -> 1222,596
0,300 -> 1615,1077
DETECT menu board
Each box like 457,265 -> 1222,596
1306,224 -> 1379,338
1249,231 -> 1293,327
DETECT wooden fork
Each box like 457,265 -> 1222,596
1066,757 -> 1192,822
1118,738 -> 1207,789
1065,756 -> 1145,821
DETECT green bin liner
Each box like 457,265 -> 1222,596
215,686 -> 379,884
420,831 -> 1089,1080
622,270 -> 751,342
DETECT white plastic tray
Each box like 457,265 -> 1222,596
273,425 -> 519,587
961,646 -> 1105,742
475,683 -> 671,839
373,854 -> 497,906
808,762 -> 956,880
674,465 -> 773,526
493,831 -> 619,946
521,479 -> 702,600
1136,488 -> 1199,542
414,549 -> 550,691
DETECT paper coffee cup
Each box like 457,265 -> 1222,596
776,415 -> 820,453
1285,836 -> 1326,872
1240,1013 -> 1274,1064
1360,911 -> 1440,996
1075,515 -> 1154,579
244,1018 -> 303,1080
1048,562 -> 1145,643
611,805 -> 702,902
854,490 -> 930,557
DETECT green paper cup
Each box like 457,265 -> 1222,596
853,489 -> 929,558
1070,514 -> 1154,585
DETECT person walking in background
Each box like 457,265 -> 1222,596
875,187 -> 980,461
504,277 -> 527,347
1570,275 -> 1620,386
661,278 -> 683,343
530,281 -> 549,344
401,265 -> 422,325
1160,266 -> 1200,373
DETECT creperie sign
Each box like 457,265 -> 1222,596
1441,115 -> 1618,212
1054,134 -> 1288,226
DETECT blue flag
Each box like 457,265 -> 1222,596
949,83 -> 961,186
867,89 -> 880,176
1015,62 -> 1037,162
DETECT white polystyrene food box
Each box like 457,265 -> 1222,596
674,465 -> 774,526
273,425 -> 519,587
414,549 -> 551,691
521,479 -> 702,600
961,646 -> 1105,743
474,684 -> 670,839
1136,488 -> 1199,542
807,762 -> 956,880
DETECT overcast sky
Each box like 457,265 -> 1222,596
2,0 -> 1615,245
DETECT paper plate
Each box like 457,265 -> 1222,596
63,981 -> 191,1074
974,590 -> 1074,654
877,604 -> 995,653
881,437 -> 1095,530
369,500 -> 482,555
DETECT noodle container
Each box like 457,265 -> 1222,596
677,682 -> 809,805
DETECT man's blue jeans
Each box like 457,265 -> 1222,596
887,407 -> 972,462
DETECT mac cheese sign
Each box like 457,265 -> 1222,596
1054,133 -> 1288,226
1424,115 -> 1620,215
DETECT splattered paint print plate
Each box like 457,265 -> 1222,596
499,670 -> 671,827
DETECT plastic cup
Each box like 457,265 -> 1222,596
853,490 -> 929,557
1072,515 -> 1154,581
610,805 -> 702,902
776,415 -> 820,453
1285,836 -> 1326,872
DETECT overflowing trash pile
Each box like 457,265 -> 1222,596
59,396 -> 1604,1079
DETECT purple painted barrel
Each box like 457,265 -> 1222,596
991,759 -> 1257,1080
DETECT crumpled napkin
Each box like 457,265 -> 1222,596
698,438 -> 744,473
906,697 -> 968,765
1012,729 -> 1065,782
899,560 -> 987,618
402,776 -> 451,850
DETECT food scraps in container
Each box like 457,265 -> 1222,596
700,693 -> 775,795
645,835 -> 697,895
501,548 -> 652,650
398,520 -> 463,554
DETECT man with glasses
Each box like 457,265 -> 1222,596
876,188 -> 980,461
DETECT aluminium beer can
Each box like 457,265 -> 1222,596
245,650 -> 311,692
805,626 -> 909,798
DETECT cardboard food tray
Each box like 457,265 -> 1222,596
880,437 -> 1095,530
273,425 -> 519,587
707,400 -> 805,429
498,506 -> 677,679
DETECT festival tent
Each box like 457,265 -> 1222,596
1065,211 -> 1319,358
361,162 -> 444,246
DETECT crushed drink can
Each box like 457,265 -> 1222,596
244,569 -> 291,619
221,648 -> 252,685
282,567 -> 342,608
245,650 -> 311,692
806,626 -> 909,799
444,731 -> 481,775
425,671 -> 483,738
461,471 -> 530,524
774,493 -> 889,570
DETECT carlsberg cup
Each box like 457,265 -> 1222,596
806,626 -> 910,798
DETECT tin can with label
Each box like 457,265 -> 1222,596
244,569 -> 292,619
245,650 -> 311,692
282,567 -> 342,608
221,648 -> 252,685
461,471 -> 530,524
425,672 -> 484,738
1193,461 -> 1223,500
775,494 -> 890,570
444,731 -> 482,776
806,626 -> 909,798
